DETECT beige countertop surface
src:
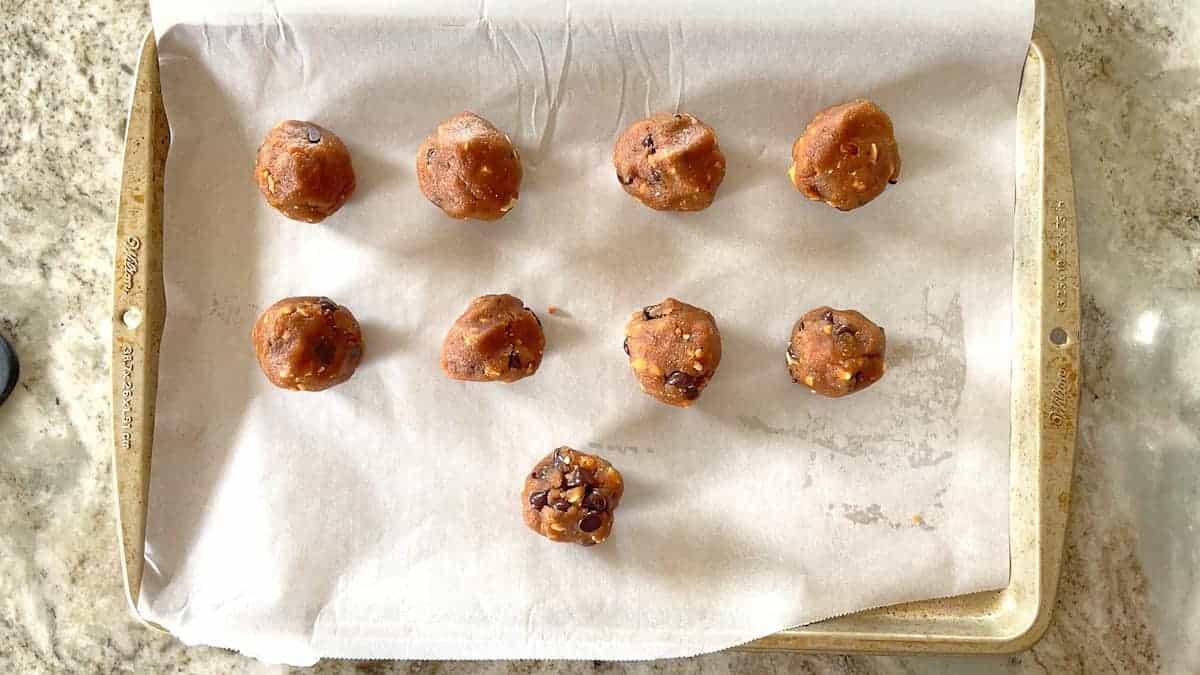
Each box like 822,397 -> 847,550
1,1 -> 1196,672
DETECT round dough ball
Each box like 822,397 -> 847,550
787,306 -> 886,397
624,298 -> 722,407
788,99 -> 900,211
255,120 -> 356,222
252,296 -> 364,391
417,112 -> 523,220
522,446 -> 624,546
441,294 -> 544,383
613,112 -> 726,211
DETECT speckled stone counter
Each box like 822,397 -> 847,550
1,1 -> 1195,673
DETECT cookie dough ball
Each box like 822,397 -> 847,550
255,120 -> 356,223
441,294 -> 544,383
624,298 -> 722,407
252,296 -> 364,391
788,99 -> 900,211
787,307 -> 886,397
613,112 -> 726,211
522,447 -> 624,546
417,112 -> 522,220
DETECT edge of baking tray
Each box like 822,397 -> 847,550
111,31 -> 170,632
110,30 -> 1081,653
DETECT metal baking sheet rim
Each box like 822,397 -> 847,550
109,30 -> 1080,656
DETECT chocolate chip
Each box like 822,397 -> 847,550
314,337 -> 336,365
665,370 -> 696,389
623,337 -> 630,356
580,539 -> 597,547
786,344 -> 798,361
553,499 -> 571,512
508,350 -> 521,370
642,134 -> 654,148
642,304 -> 663,320
617,172 -> 635,185
666,370 -> 701,400
888,179 -> 898,185
529,490 -> 548,509
306,127 -> 321,143
649,169 -> 662,183
582,491 -> 608,512
554,448 -> 572,466
799,321 -> 806,331
426,146 -> 435,162
834,324 -> 854,336
673,113 -> 683,119
822,310 -> 834,322
565,467 -> 594,489
579,513 -> 604,532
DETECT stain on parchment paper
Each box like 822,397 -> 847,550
739,289 -> 966,470
586,441 -> 654,456
829,502 -> 938,531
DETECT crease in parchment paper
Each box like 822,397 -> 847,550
143,0 -> 1034,664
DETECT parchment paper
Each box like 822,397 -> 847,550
144,0 -> 1033,664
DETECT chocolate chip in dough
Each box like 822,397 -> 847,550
564,467 -> 594,488
582,491 -> 607,512
579,513 -> 604,533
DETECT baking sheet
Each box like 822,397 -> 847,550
144,0 -> 1033,664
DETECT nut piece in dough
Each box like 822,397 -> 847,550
522,447 -> 624,546
255,120 -> 356,222
789,99 -> 901,211
252,296 -> 364,391
613,112 -> 726,211
417,112 -> 523,220
441,294 -> 545,383
787,306 -> 886,397
624,298 -> 722,407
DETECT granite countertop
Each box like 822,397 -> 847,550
1,0 -> 1195,672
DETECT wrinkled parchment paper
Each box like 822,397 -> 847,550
144,0 -> 1033,664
